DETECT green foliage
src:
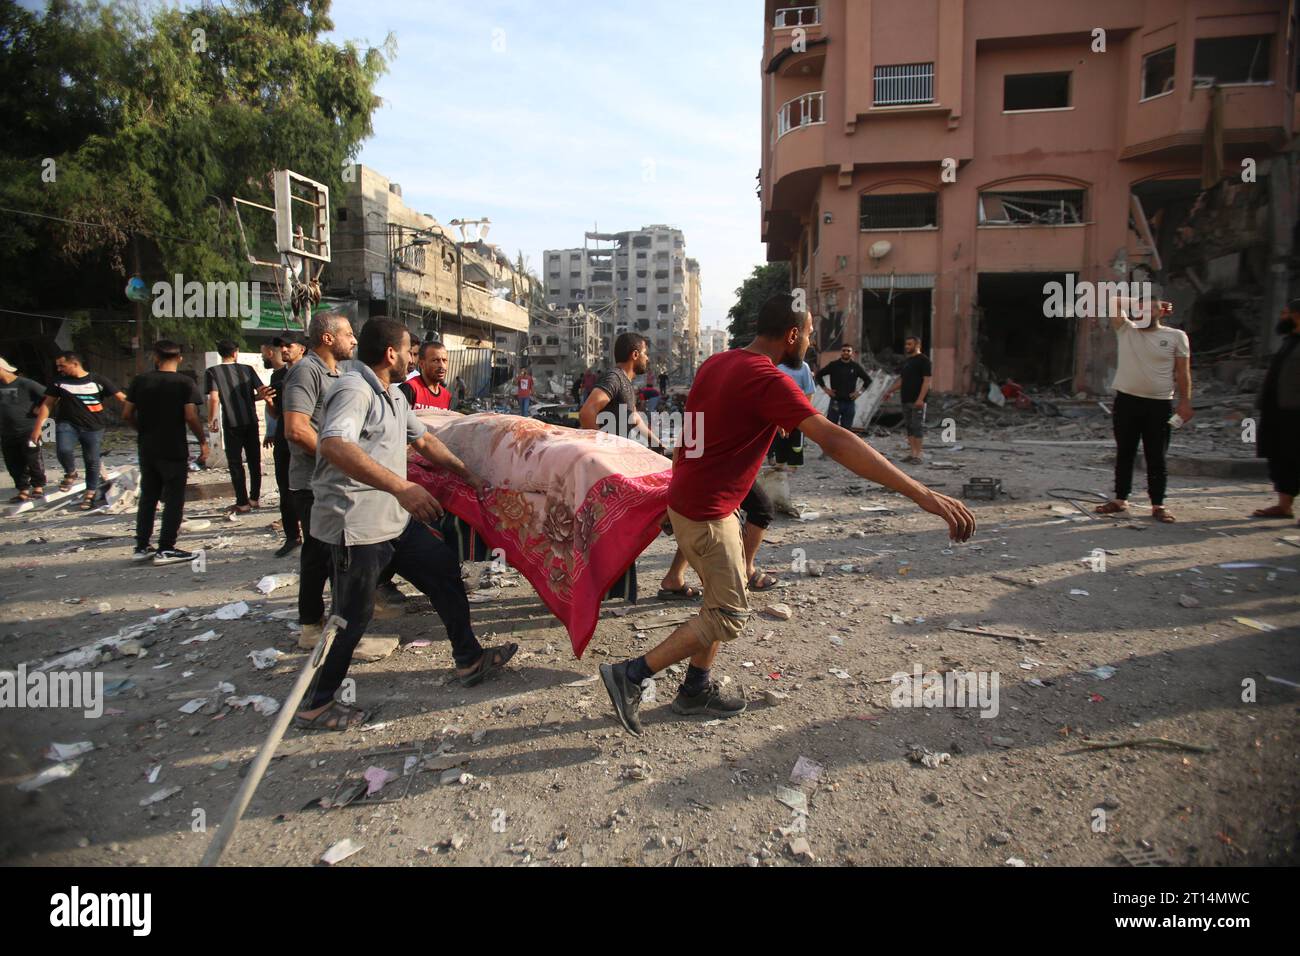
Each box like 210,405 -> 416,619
0,0 -> 391,347
726,261 -> 790,348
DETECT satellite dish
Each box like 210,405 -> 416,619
869,240 -> 892,259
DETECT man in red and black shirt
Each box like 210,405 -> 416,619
600,293 -> 976,736
399,340 -> 453,412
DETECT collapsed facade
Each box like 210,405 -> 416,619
759,0 -> 1297,394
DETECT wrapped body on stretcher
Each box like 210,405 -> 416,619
407,409 -> 671,656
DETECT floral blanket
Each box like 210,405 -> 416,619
407,411 -> 671,656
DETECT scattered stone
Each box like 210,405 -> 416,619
1099,795 -> 1121,810
1178,594 -> 1200,608
762,603 -> 793,621
906,745 -> 950,769
788,837 -> 815,861
989,831 -> 1012,846
992,736 -> 1014,748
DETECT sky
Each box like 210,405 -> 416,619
325,0 -> 764,330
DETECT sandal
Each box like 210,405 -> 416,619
1094,500 -> 1128,515
78,490 -> 97,511
656,585 -> 702,601
1250,506 -> 1294,519
1153,508 -> 1176,523
458,643 -> 519,687
748,570 -> 779,592
292,700 -> 373,733
8,491 -> 30,503
59,473 -> 80,492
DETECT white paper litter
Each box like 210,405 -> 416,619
44,741 -> 94,761
139,785 -> 182,807
321,839 -> 363,865
18,761 -> 80,791
247,648 -> 283,670
206,602 -> 250,621
180,629 -> 220,645
256,574 -> 299,595
225,694 -> 280,716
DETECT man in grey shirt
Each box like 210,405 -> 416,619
282,311 -> 357,643
295,319 -> 517,732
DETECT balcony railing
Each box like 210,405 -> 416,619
874,63 -> 935,106
774,6 -> 820,28
777,91 -> 825,138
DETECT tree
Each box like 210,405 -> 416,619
726,262 -> 790,348
0,0 -> 392,347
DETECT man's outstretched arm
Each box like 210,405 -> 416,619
801,413 -> 975,541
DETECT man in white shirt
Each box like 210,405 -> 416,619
1095,298 -> 1193,523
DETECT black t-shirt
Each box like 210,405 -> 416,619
269,365 -> 291,448
592,367 -> 638,438
899,354 -> 933,404
0,376 -> 46,437
128,370 -> 202,461
815,358 -> 872,402
204,362 -> 258,428
47,372 -> 120,430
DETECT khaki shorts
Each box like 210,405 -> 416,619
668,507 -> 751,649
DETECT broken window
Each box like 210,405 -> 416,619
978,189 -> 1085,225
1142,46 -> 1176,99
1193,34 -> 1271,86
860,193 -> 938,229
1003,72 -> 1071,110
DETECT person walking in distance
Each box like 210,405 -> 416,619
282,311 -> 357,647
515,367 -> 535,417
294,319 -> 510,730
599,294 -> 974,735
1249,299 -> 1300,524
1094,299 -> 1193,523
31,352 -> 125,510
0,356 -> 47,502
815,344 -> 871,430
265,334 -> 307,556
883,335 -> 932,464
122,340 -> 209,565
205,340 -> 269,514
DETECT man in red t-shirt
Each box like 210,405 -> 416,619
516,368 -> 535,417
399,340 -> 454,411
600,293 -> 975,735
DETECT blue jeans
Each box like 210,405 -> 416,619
519,397 -> 531,417
56,422 -> 104,491
827,398 -> 856,429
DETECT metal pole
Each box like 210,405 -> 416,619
199,615 -> 345,867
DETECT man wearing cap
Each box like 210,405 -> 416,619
265,334 -> 307,556
0,356 -> 46,502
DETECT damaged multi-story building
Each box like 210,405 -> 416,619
544,226 -> 701,380
759,0 -> 1297,394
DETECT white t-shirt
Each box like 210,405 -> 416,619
1112,321 -> 1189,400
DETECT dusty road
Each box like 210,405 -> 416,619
1,411 -> 1297,867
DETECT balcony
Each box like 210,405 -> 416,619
777,91 -> 824,138
774,5 -> 819,28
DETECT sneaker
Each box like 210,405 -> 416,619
672,680 -> 747,719
152,548 -> 194,566
275,538 -> 301,558
599,662 -> 644,736
131,546 -> 157,563
297,621 -> 323,650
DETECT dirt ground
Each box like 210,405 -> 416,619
1,408 -> 1297,868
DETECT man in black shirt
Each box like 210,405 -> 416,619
124,340 -> 208,565
0,356 -> 47,501
204,339 -> 268,513
265,334 -> 307,556
884,335 -> 933,464
580,333 -> 661,445
815,344 -> 872,429
32,351 -> 126,508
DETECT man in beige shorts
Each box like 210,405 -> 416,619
600,293 -> 975,736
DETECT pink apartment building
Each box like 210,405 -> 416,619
760,0 -> 1297,393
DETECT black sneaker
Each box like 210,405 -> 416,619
131,546 -> 157,563
275,538 -> 301,558
672,680 -> 747,718
599,662 -> 644,736
153,548 -> 194,566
